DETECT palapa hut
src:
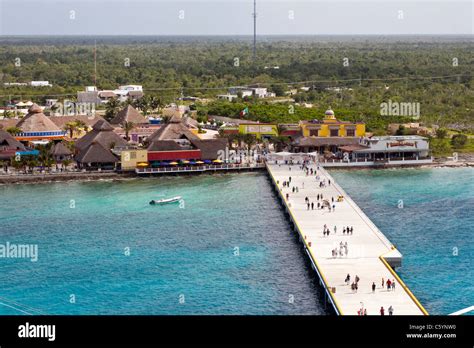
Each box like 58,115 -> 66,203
75,119 -> 127,151
110,105 -> 148,126
74,119 -> 127,170
147,114 -> 200,143
50,141 -> 73,162
0,128 -> 26,161
146,114 -> 226,162
75,141 -> 119,170
15,104 -> 65,142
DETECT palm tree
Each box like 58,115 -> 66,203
37,144 -> 55,171
62,159 -> 72,171
149,96 -> 163,112
161,115 -> 171,124
3,110 -> 13,119
138,97 -> 151,115
242,134 -> 257,151
122,121 -> 135,141
276,124 -> 287,136
74,119 -> 87,130
64,122 -> 78,139
6,126 -> 22,135
235,133 -> 245,150
105,98 -> 121,121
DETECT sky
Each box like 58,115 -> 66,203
0,0 -> 472,36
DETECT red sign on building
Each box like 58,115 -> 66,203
148,150 -> 201,161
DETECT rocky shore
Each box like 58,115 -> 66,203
0,171 -> 136,185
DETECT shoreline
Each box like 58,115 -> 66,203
0,161 -> 472,185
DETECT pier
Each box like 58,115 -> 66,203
266,162 -> 428,316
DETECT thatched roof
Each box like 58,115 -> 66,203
110,105 -> 148,125
50,142 -> 72,156
190,138 -> 227,160
147,115 -> 200,143
0,129 -> 26,150
75,142 -> 119,164
16,104 -> 62,133
147,140 -> 183,151
50,115 -> 104,128
75,119 -> 127,151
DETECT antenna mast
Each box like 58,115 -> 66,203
253,0 -> 257,63
94,40 -> 97,87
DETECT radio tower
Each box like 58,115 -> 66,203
253,0 -> 257,63
94,40 -> 97,88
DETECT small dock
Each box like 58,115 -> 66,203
266,163 -> 428,315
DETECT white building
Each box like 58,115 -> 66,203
338,136 -> 432,164
119,85 -> 143,92
30,81 -> 52,87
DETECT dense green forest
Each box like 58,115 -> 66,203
0,36 -> 472,132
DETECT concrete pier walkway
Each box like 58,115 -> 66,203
266,162 -> 428,316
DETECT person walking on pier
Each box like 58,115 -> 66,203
332,204 -> 336,212
387,279 -> 392,291
307,202 -> 310,210
388,305 -> 394,315
311,202 -> 314,210
289,176 -> 292,183
334,226 -> 337,234
343,227 -> 346,235
372,282 -> 376,293
286,193 -> 289,201
392,280 -> 396,291
380,306 -> 385,316
345,274 -> 350,285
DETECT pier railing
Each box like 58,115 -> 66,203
135,163 -> 266,174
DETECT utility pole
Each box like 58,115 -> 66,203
94,40 -> 97,88
253,0 -> 257,63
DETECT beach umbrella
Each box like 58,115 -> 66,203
159,162 -> 170,166
203,160 -> 212,164
169,161 -> 178,165
213,159 -> 223,163
195,161 -> 204,164
181,160 -> 190,164
136,162 -> 149,167
189,161 -> 196,165
151,162 -> 160,167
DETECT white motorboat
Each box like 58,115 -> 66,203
149,196 -> 182,205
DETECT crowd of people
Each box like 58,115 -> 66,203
277,162 -> 400,316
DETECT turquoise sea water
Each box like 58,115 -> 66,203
330,167 -> 474,315
0,173 -> 325,315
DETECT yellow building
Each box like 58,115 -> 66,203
300,109 -> 365,137
120,149 -> 148,170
